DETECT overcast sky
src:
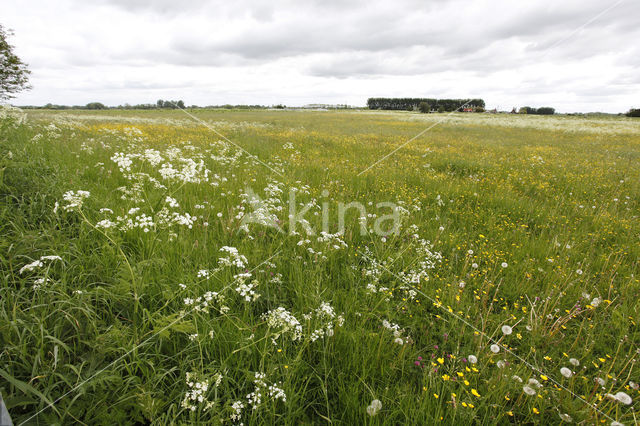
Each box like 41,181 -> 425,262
2,0 -> 638,112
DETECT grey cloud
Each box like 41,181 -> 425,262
3,0 -> 639,111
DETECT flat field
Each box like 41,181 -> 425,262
1,107 -> 639,424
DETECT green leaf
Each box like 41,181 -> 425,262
0,368 -> 60,416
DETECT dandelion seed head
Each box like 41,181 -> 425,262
559,413 -> 572,422
560,367 -> 572,378
366,399 -> 382,416
614,391 -> 632,405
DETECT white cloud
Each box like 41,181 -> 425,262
2,0 -> 639,112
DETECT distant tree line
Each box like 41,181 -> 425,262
626,108 -> 640,118
20,102 -> 287,110
156,99 -> 185,109
518,106 -> 555,115
367,98 -> 485,112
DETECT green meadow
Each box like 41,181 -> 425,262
1,106 -> 639,425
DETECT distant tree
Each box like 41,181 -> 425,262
437,105 -> 445,113
474,106 -> 485,113
626,108 -> 640,117
536,107 -> 555,115
158,100 -> 183,109
86,102 -> 106,110
518,106 -> 555,115
418,101 -> 429,113
0,24 -> 31,100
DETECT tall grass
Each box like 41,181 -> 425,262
1,107 -> 639,425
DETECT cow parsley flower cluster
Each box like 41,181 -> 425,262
94,196 -> 197,233
32,277 -> 51,290
399,238 -> 442,283
234,275 -> 261,302
263,307 -> 303,344
316,232 -> 348,250
19,255 -> 62,274
230,400 -> 244,422
218,246 -> 248,269
183,291 -> 230,314
237,182 -> 284,233
304,302 -> 345,342
245,372 -> 287,411
59,190 -> 90,212
180,371 -> 222,412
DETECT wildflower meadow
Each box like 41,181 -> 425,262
1,106 -> 639,424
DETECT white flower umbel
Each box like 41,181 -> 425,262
263,307 -> 302,344
235,276 -> 261,302
245,372 -> 287,414
181,371 -> 222,412
306,301 -> 344,342
19,255 -> 63,274
218,246 -> 248,269
61,190 -> 90,211
230,400 -> 244,422
19,259 -> 43,274
183,291 -> 230,314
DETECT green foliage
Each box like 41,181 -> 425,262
0,24 -> 31,100
155,99 -> 186,109
418,101 -> 429,113
85,102 -> 106,110
1,109 -> 638,424
626,108 -> 640,117
536,107 -> 555,115
518,106 -> 555,115
367,98 -> 485,111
